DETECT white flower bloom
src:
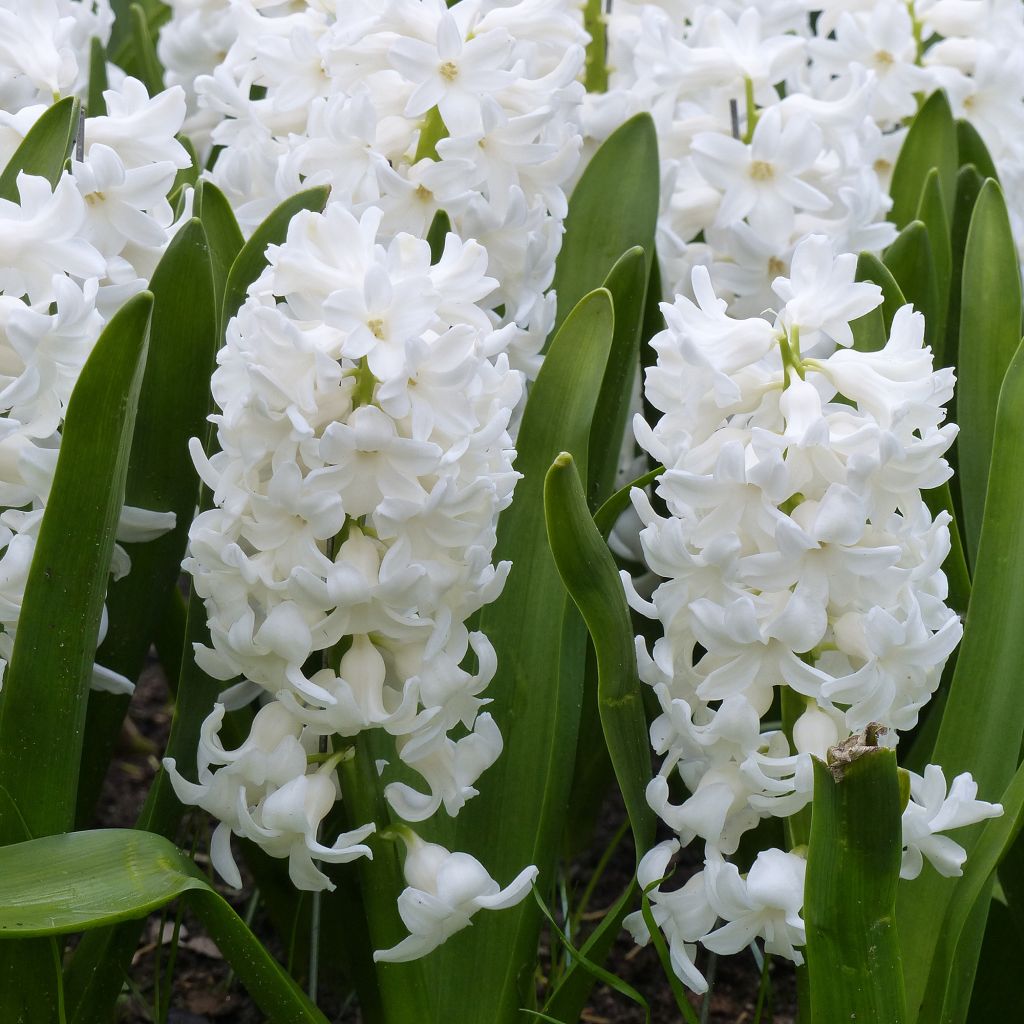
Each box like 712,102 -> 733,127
900,764 -> 1003,880
373,832 -> 537,963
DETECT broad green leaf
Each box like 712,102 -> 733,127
588,247 -> 649,510
805,747 -> 906,1024
413,290 -> 615,1024
87,37 -> 108,116
221,185 -> 330,334
944,165 -> 985,373
898,339 -> 1024,1020
918,757 -> 1024,1023
0,829 -> 329,1024
0,96 -> 79,200
916,168 -> 952,360
956,120 -> 998,182
545,453 -> 654,855
551,114 -> 658,335
195,179 -> 244,325
884,220 -> 941,351
855,251 -> 906,332
954,180 -> 1022,570
889,90 -> 958,229
77,219 -> 217,827
0,291 -> 151,843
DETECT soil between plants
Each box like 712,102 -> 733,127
93,661 -> 796,1024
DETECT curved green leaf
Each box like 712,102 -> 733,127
884,220 -> 941,351
551,114 -> 658,335
0,291 -> 152,843
0,829 -> 329,1024
416,290 -> 615,1024
919,759 -> 1024,1023
855,251 -> 906,333
221,186 -> 330,333
955,180 -> 1022,569
78,219 -> 217,826
128,2 -> 165,96
956,121 -> 998,182
945,164 -> 984,372
916,168 -> 952,359
545,452 -> 654,855
87,38 -> 108,117
0,96 -> 79,200
889,90 -> 957,229
805,747 -> 906,1024
588,246 -> 649,510
898,338 -> 1024,1020
195,180 -> 244,329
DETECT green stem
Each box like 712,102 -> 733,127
583,0 -> 609,93
414,105 -> 448,162
742,77 -> 758,143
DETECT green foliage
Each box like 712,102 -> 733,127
898,339 -> 1024,1020
889,90 -> 958,229
953,180 -> 1022,569
805,747 -> 906,1024
550,114 -> 659,334
0,829 -> 329,1024
0,96 -> 79,200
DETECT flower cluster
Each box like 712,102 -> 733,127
591,0 -> 1024,315
161,0 -> 587,376
168,198 -> 531,973
623,235 -> 1001,988
0,2 -> 191,690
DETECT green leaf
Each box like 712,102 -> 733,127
77,219 -> 217,826
593,466 -> 663,539
221,186 -> 330,334
898,338 -> 1024,1020
956,121 -> 998,182
128,2 -> 165,95
0,293 -> 152,1021
413,290 -> 615,1024
944,165 -> 985,374
588,247 -> 649,510
426,209 -> 452,264
195,179 -> 244,326
0,96 -> 79,201
883,220 -> 941,351
804,747 -> 906,1024
918,757 -> 1024,1023
916,168 -> 953,360
0,829 -> 329,1024
87,38 -> 108,117
954,180 -> 1022,570
170,132 -> 199,195
545,453 -> 654,855
854,251 -> 906,333
889,90 -> 958,229
550,114 -> 658,335
0,291 -> 152,843
541,453 -> 655,1023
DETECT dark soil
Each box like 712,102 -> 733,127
93,663 -> 797,1024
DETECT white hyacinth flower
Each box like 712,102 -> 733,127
373,832 -> 537,963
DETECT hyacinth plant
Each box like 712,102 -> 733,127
0,3 -> 1024,1024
